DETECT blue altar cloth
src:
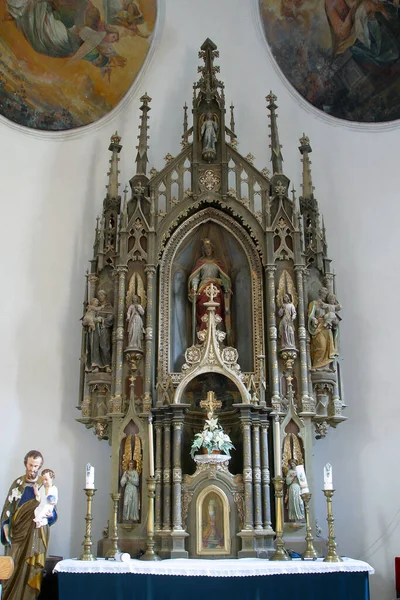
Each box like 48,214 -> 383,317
57,570 -> 370,600
55,557 -> 373,600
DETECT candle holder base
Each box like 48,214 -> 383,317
269,548 -> 291,562
323,553 -> 343,563
139,550 -> 162,562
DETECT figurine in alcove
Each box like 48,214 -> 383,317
285,459 -> 305,523
127,295 -> 145,350
278,293 -> 297,350
308,286 -> 341,370
84,290 -> 114,372
200,113 -> 218,160
282,432 -> 305,527
120,460 -> 140,522
276,271 -> 298,350
120,432 -> 142,523
188,238 -> 232,343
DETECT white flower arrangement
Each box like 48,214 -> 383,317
190,415 -> 234,459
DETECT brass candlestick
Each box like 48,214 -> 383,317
301,492 -> 318,560
105,493 -> 121,559
270,476 -> 291,561
323,489 -> 342,562
79,488 -> 96,561
140,476 -> 161,561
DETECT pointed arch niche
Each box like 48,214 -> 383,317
158,207 -> 264,379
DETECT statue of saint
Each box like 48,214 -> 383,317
84,289 -> 114,373
126,295 -> 145,351
120,460 -> 140,522
308,286 -> 341,370
285,459 -> 305,522
278,293 -> 297,349
200,113 -> 218,159
1,451 -> 57,600
188,238 -> 232,342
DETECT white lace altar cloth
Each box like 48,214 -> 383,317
54,557 -> 374,577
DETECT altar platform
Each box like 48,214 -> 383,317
54,557 -> 374,600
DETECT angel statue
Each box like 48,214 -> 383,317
200,113 -> 218,161
276,271 -> 298,350
282,433 -> 305,524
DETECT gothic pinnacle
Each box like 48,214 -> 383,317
107,131 -> 122,200
135,93 -> 152,176
266,92 -> 283,174
299,133 -> 314,199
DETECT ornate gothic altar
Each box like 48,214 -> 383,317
77,39 -> 345,559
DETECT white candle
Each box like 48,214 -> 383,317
296,464 -> 309,494
85,464 -> 95,489
148,414 -> 155,477
273,415 -> 282,476
324,463 -> 333,490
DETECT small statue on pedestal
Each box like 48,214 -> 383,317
126,295 -> 145,351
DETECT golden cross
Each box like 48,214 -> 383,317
200,390 -> 222,417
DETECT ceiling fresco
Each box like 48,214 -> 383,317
0,0 -> 156,131
259,0 -> 400,123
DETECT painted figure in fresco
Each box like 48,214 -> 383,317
1,451 -> 57,600
115,0 -> 151,37
126,295 -> 145,350
202,497 -> 223,549
6,0 -> 127,77
278,293 -> 297,349
84,290 -> 114,372
308,286 -> 340,370
188,238 -> 232,342
285,459 -> 305,522
82,297 -> 100,331
200,113 -> 218,159
325,0 -> 400,67
34,469 -> 58,528
120,460 -> 140,521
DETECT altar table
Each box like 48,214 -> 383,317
54,557 -> 373,600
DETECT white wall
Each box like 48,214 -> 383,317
0,0 -> 398,597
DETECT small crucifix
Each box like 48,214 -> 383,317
200,390 -> 222,419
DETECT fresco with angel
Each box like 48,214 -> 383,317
0,0 -> 156,130
259,0 -> 400,122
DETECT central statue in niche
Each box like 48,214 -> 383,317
188,238 -> 232,345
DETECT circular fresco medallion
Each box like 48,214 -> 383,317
0,0 -> 156,131
259,0 -> 400,123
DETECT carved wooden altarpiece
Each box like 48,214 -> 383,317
77,39 -> 345,559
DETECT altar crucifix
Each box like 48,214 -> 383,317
200,390 -> 222,419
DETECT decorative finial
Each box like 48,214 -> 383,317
266,92 -> 283,174
135,94 -> 152,176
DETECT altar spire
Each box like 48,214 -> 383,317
298,134 -> 327,269
196,38 -> 224,107
299,133 -> 314,199
104,132 -> 122,212
135,93 -> 151,176
266,92 -> 283,175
